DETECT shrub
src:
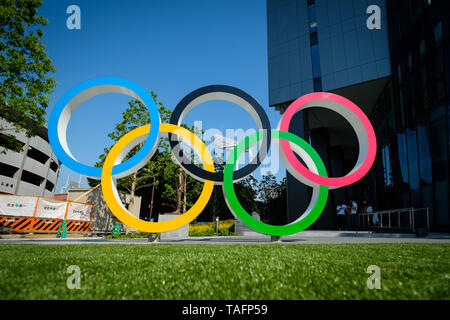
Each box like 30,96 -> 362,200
105,232 -> 150,239
189,219 -> 238,237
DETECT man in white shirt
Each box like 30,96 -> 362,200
368,204 -> 379,226
336,203 -> 347,230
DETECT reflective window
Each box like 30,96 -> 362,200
311,45 -> 321,78
434,22 -> 442,43
310,32 -> 318,46
406,128 -> 420,190
382,145 -> 393,187
417,125 -> 433,184
308,4 -> 318,32
420,40 -> 426,57
430,106 -> 449,180
397,133 -> 409,183
313,77 -> 322,92
422,66 -> 428,108
399,88 -> 405,127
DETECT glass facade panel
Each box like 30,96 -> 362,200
417,125 -> 433,184
406,128 -> 420,191
308,4 -> 318,32
397,133 -> 409,183
434,22 -> 442,43
310,32 -> 318,46
382,145 -> 393,187
419,39 -> 426,57
313,77 -> 322,92
311,45 -> 321,78
267,0 -> 449,230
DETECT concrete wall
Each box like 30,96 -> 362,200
0,117 -> 60,197
67,188 -> 141,233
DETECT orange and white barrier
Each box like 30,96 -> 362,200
0,194 -> 93,232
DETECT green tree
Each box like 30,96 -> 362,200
0,0 -> 56,152
255,174 -> 287,225
88,92 -> 170,212
88,92 -> 204,221
200,156 -> 257,222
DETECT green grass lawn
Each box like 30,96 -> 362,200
0,243 -> 449,299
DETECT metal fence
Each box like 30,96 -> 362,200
356,208 -> 429,233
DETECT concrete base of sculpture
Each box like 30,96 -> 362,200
158,214 -> 189,239
234,213 -> 264,236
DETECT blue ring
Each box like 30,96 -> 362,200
48,77 -> 160,178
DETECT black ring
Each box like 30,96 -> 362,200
169,85 -> 272,183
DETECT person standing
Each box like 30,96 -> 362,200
361,200 -> 368,227
368,203 -> 378,226
336,202 -> 347,231
350,200 -> 358,230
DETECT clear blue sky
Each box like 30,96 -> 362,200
38,0 -> 284,192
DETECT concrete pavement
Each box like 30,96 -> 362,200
1,230 -> 449,245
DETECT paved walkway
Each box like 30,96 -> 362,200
1,230 -> 449,245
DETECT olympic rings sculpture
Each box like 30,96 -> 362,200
48,77 -> 377,236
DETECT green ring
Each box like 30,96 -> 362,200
223,130 -> 329,236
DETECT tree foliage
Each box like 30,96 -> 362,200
0,0 -> 56,152
254,174 -> 287,225
198,157 -> 257,222
88,92 -> 287,223
88,92 -> 204,217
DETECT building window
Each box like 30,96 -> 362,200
307,0 -> 322,90
0,133 -> 25,152
435,48 -> 444,77
45,180 -> 54,192
382,145 -> 393,188
310,32 -> 318,46
21,170 -> 44,187
311,45 -> 322,78
308,4 -> 318,32
0,163 -> 18,178
406,128 -> 420,191
50,159 -> 59,172
313,77 -> 322,92
422,66 -> 428,108
430,106 -> 448,180
434,22 -> 442,44
419,40 -> 426,57
27,145 -> 49,165
417,125 -> 433,184
399,88 -> 405,127
397,133 -> 409,184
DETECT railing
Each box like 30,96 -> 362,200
356,208 -> 429,233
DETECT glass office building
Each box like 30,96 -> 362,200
267,0 -> 449,231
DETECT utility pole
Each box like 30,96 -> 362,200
149,176 -> 156,220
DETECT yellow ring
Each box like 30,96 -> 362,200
101,123 -> 214,233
